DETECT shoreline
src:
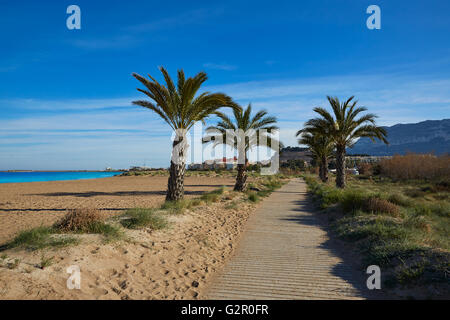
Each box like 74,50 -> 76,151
0,170 -> 123,173
0,171 -> 125,185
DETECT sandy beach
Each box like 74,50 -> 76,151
0,174 -> 235,244
0,174 -> 264,299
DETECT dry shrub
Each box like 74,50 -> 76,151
357,162 -> 373,175
365,198 -> 399,216
54,208 -> 104,232
379,153 -> 450,181
309,166 -> 319,174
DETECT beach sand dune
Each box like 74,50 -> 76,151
0,175 -> 234,244
0,174 -> 259,299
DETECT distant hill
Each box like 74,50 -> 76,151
280,147 -> 312,162
349,119 -> 450,156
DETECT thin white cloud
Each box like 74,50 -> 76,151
203,62 -> 237,71
70,7 -> 225,50
0,65 -> 18,72
1,72 -> 449,169
70,35 -> 141,50
126,8 -> 224,32
0,97 -> 136,111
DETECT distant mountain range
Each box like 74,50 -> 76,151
349,119 -> 450,156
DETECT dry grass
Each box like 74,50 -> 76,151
304,173 -> 450,295
54,208 -> 104,232
365,197 -> 399,216
379,153 -> 450,181
357,162 -> 373,175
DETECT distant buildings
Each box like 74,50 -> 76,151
129,166 -> 152,171
188,157 -> 238,170
187,148 -> 393,172
280,147 -> 313,164
346,155 -> 392,163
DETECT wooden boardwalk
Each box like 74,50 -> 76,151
204,178 -> 380,300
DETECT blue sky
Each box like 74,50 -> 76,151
1,0 -> 449,170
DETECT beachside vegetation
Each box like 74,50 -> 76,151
54,208 -> 123,242
120,208 -> 168,230
303,170 -> 449,291
378,153 -> 450,181
39,254 -> 54,269
6,226 -> 79,250
54,208 -> 104,231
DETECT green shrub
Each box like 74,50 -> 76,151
39,254 -> 54,269
200,193 -> 220,203
225,201 -> 238,210
160,199 -> 193,214
8,226 -> 78,250
411,203 -> 433,216
247,192 -> 259,202
409,202 -> 450,218
262,179 -> 282,191
388,193 -> 411,207
427,203 -> 450,218
85,221 -> 123,241
363,240 -> 426,267
121,208 -> 168,230
340,189 -> 367,213
396,261 -> 428,284
405,189 -> 427,198
257,189 -> 271,197
403,215 -> 431,232
210,186 -> 226,195
190,199 -> 203,206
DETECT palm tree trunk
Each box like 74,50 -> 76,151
318,164 -> 324,182
166,161 -> 185,201
320,156 -> 329,182
166,137 -> 186,201
234,164 -> 248,191
336,145 -> 346,188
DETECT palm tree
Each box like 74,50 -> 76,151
296,128 -> 333,182
203,104 -> 279,191
132,67 -> 237,201
306,96 -> 388,188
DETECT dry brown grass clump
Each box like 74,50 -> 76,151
379,153 -> 450,181
365,198 -> 399,216
357,162 -> 373,175
54,208 -> 104,232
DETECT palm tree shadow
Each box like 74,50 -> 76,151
0,207 -> 126,212
184,184 -> 234,187
25,190 -> 205,198
280,193 -> 388,299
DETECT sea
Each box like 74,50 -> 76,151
0,171 -> 123,184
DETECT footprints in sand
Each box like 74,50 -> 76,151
0,184 -> 255,299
